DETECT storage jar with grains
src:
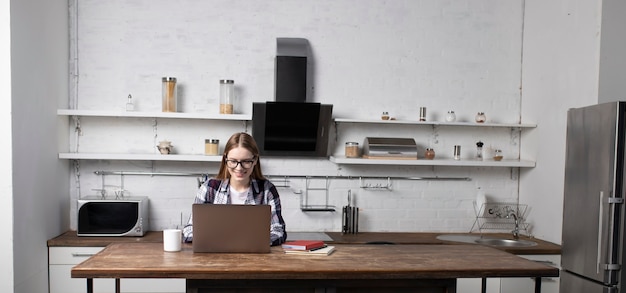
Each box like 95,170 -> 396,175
345,142 -> 359,158
205,139 -> 219,156
220,79 -> 234,114
424,148 -> 435,160
162,77 -> 177,112
493,149 -> 503,161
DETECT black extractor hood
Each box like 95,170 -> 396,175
252,38 -> 333,157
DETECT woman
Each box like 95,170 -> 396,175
182,132 -> 287,246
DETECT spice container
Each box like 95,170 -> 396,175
381,112 -> 390,120
476,141 -> 484,160
419,107 -> 427,121
345,142 -> 359,158
424,148 -> 435,160
445,111 -> 456,122
162,77 -> 177,112
204,139 -> 219,156
219,79 -> 235,114
475,112 -> 486,123
126,94 -> 135,111
453,145 -> 461,160
493,149 -> 503,161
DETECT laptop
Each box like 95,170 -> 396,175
192,204 -> 271,253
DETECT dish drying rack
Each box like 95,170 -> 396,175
470,202 -> 530,236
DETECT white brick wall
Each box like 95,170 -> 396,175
69,0 -> 530,234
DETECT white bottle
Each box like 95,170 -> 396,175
126,94 -> 135,111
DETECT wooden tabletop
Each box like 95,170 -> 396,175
71,242 -> 559,280
49,231 -> 561,255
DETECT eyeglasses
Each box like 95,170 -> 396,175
225,157 -> 256,169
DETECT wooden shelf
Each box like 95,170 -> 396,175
334,118 -> 536,128
329,156 -> 535,168
59,153 -> 223,162
57,109 -> 251,121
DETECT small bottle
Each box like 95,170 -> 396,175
419,107 -> 427,121
162,77 -> 177,112
345,142 -> 359,158
125,94 -> 135,111
204,139 -> 219,156
475,112 -> 486,123
381,112 -> 390,120
453,145 -> 461,160
476,141 -> 484,160
445,111 -> 456,122
493,149 -> 503,161
424,148 -> 435,160
219,80 -> 235,114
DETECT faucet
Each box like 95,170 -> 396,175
508,211 -> 520,240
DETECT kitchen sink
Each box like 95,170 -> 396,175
474,238 -> 537,247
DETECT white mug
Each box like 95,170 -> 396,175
163,229 -> 182,252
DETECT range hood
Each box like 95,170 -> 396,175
274,37 -> 312,103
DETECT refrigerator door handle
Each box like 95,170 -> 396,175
597,191 -> 604,274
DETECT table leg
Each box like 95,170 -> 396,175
115,278 -> 121,293
481,278 -> 486,293
535,277 -> 542,293
86,278 -> 93,293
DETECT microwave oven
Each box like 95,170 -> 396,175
77,196 -> 149,237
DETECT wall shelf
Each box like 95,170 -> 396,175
334,118 -> 536,128
57,109 -> 251,121
59,153 -> 223,162
330,156 -> 535,168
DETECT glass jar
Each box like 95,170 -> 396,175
475,112 -> 486,123
345,142 -> 359,158
445,111 -> 456,122
162,77 -> 177,112
204,139 -> 219,156
219,79 -> 235,114
493,149 -> 503,161
424,148 -> 435,160
381,112 -> 390,120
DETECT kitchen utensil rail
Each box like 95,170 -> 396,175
93,171 -> 471,181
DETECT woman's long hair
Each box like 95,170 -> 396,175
216,132 -> 266,180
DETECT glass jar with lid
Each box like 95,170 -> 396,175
445,111 -> 456,122
475,112 -> 486,123
162,77 -> 177,112
424,148 -> 436,160
345,142 -> 359,158
493,149 -> 503,161
219,79 -> 235,114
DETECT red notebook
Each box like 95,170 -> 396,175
281,240 -> 326,251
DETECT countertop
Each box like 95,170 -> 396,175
48,230 -> 561,255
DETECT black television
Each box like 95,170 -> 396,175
252,102 -> 333,157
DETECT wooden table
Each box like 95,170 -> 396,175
72,242 -> 559,293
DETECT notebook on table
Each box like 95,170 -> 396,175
192,204 -> 271,253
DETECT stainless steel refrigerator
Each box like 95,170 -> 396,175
561,101 -> 626,293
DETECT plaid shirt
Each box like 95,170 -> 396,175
183,178 -> 287,246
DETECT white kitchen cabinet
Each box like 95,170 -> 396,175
332,118 -> 536,168
499,254 -> 560,293
456,254 -> 560,293
457,278 -> 501,293
49,246 -> 185,293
